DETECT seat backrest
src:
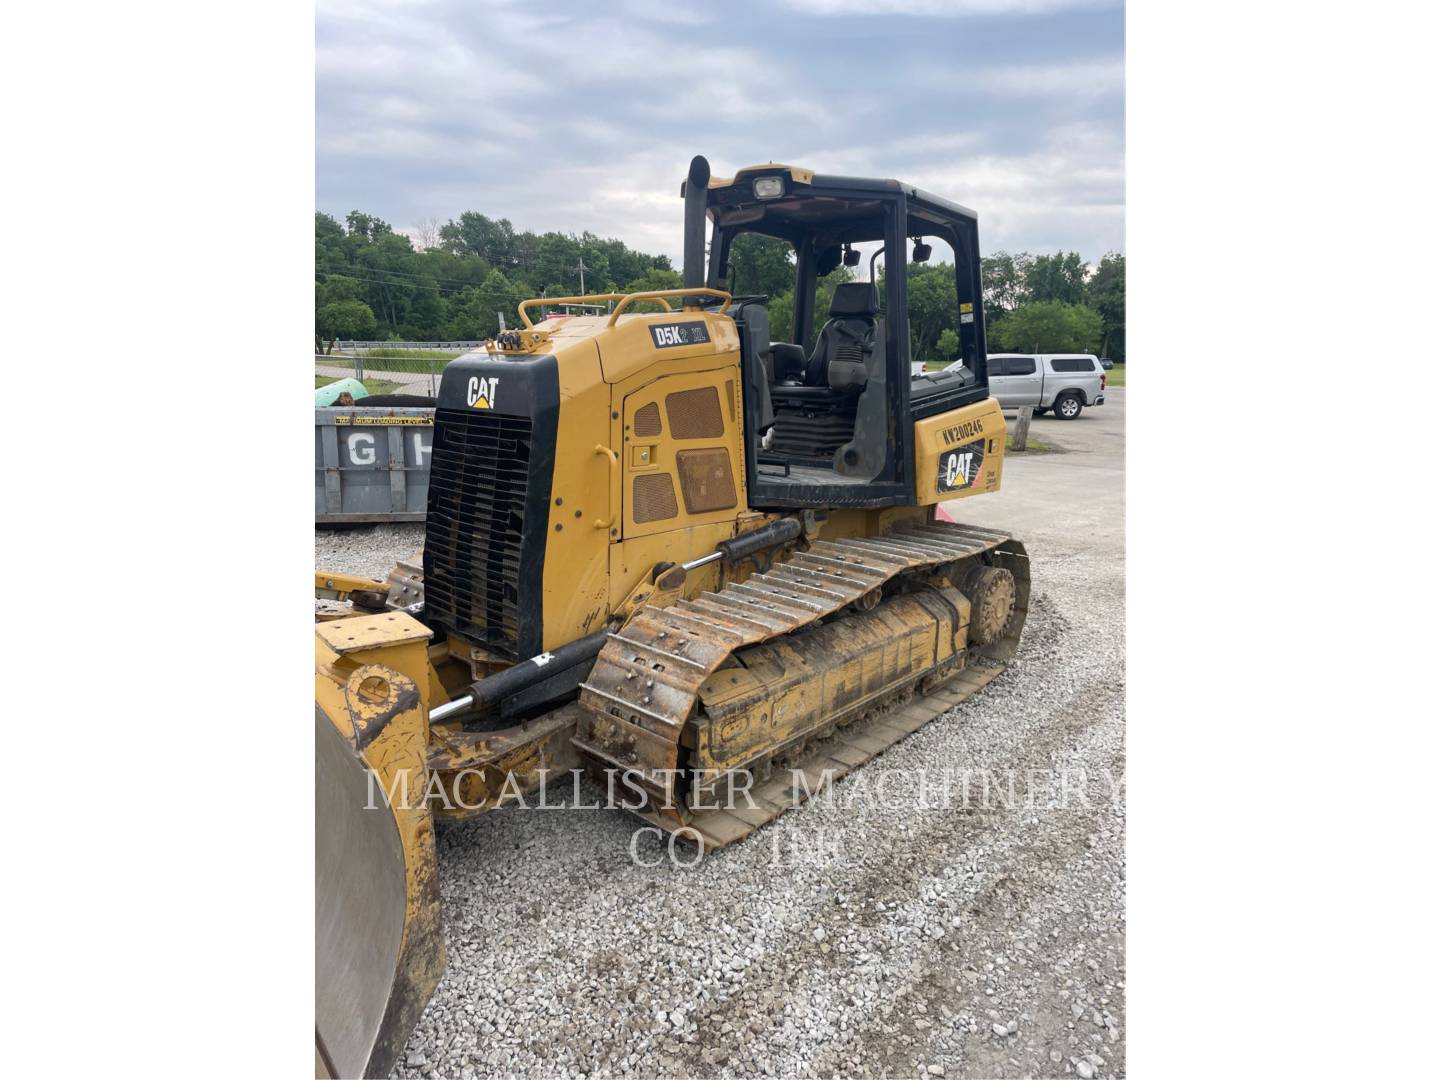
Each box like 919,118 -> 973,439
806,282 -> 878,391
828,281 -> 879,321
733,301 -> 775,431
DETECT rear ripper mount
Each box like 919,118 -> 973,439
574,520 -> 1029,849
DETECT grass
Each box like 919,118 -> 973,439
1009,437 -> 1054,453
314,348 -> 462,375
362,347 -> 463,360
351,356 -> 451,374
356,347 -> 462,374
315,376 -> 405,395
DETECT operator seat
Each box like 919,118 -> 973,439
804,281 -> 878,392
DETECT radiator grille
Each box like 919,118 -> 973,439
633,473 -> 679,523
665,386 -> 724,439
425,407 -> 533,657
633,402 -> 662,437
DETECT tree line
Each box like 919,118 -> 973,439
977,250 -> 1125,363
315,210 -> 683,347
316,210 -> 1124,363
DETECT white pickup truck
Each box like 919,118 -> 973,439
948,353 -> 1106,420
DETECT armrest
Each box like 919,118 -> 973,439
770,343 -> 807,383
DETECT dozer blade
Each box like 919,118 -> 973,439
315,617 -> 444,1079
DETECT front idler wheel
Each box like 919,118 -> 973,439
956,564 -> 1017,647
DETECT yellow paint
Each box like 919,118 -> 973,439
618,367 -> 747,540
708,163 -> 817,188
527,296 -> 756,649
911,397 -> 1008,506
333,415 -> 433,427
314,616 -> 444,1063
313,570 -> 385,600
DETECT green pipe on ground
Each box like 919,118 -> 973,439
315,377 -> 370,406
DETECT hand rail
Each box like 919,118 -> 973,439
593,445 -> 619,530
516,287 -> 733,329
607,288 -> 732,327
517,293 -> 672,329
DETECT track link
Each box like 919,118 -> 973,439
574,520 -> 1029,847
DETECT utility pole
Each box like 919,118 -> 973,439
572,257 -> 590,295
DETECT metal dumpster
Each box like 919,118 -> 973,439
316,406 -> 433,523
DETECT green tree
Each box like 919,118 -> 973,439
440,211 -> 515,264
344,211 -> 393,241
935,328 -> 960,361
1025,251 -> 1088,306
316,275 -> 365,307
904,263 -> 959,362
478,270 -> 522,333
727,234 -> 794,297
534,232 -> 582,294
1086,252 -> 1125,363
403,280 -> 446,339
314,277 -> 375,350
767,289 -> 796,344
315,212 -> 352,278
320,204 -> 680,341
622,267 -> 684,312
981,251 -> 1032,314
994,301 -> 1103,354
444,270 -> 523,338
624,267 -> 683,293
316,299 -> 377,348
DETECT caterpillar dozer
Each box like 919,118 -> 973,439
315,156 -> 1028,1077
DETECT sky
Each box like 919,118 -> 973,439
316,0 -> 1124,265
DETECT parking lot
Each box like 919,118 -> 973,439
964,390 -> 1125,551
316,389 -> 1126,1079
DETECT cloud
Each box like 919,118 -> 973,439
317,0 -> 1125,261
790,121 -> 1123,257
967,58 -> 1125,99
780,0 -> 1117,15
934,146 -> 1123,255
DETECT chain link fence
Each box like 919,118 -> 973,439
315,343 -> 478,400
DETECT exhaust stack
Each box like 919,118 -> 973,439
682,155 -> 710,291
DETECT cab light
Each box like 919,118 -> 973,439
752,176 -> 784,199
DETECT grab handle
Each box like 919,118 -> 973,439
607,288 -> 732,326
594,445 -> 619,530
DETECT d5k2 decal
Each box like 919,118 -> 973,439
649,322 -> 710,349
936,438 -> 985,493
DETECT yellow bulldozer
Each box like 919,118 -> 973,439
315,156 -> 1029,1077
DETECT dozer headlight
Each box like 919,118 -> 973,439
752,176 -> 785,199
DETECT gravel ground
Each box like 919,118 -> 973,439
316,397 -> 1125,1079
315,524 -> 425,581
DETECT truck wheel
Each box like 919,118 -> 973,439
1054,394 -> 1082,420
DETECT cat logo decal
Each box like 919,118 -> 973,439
467,375 -> 499,409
